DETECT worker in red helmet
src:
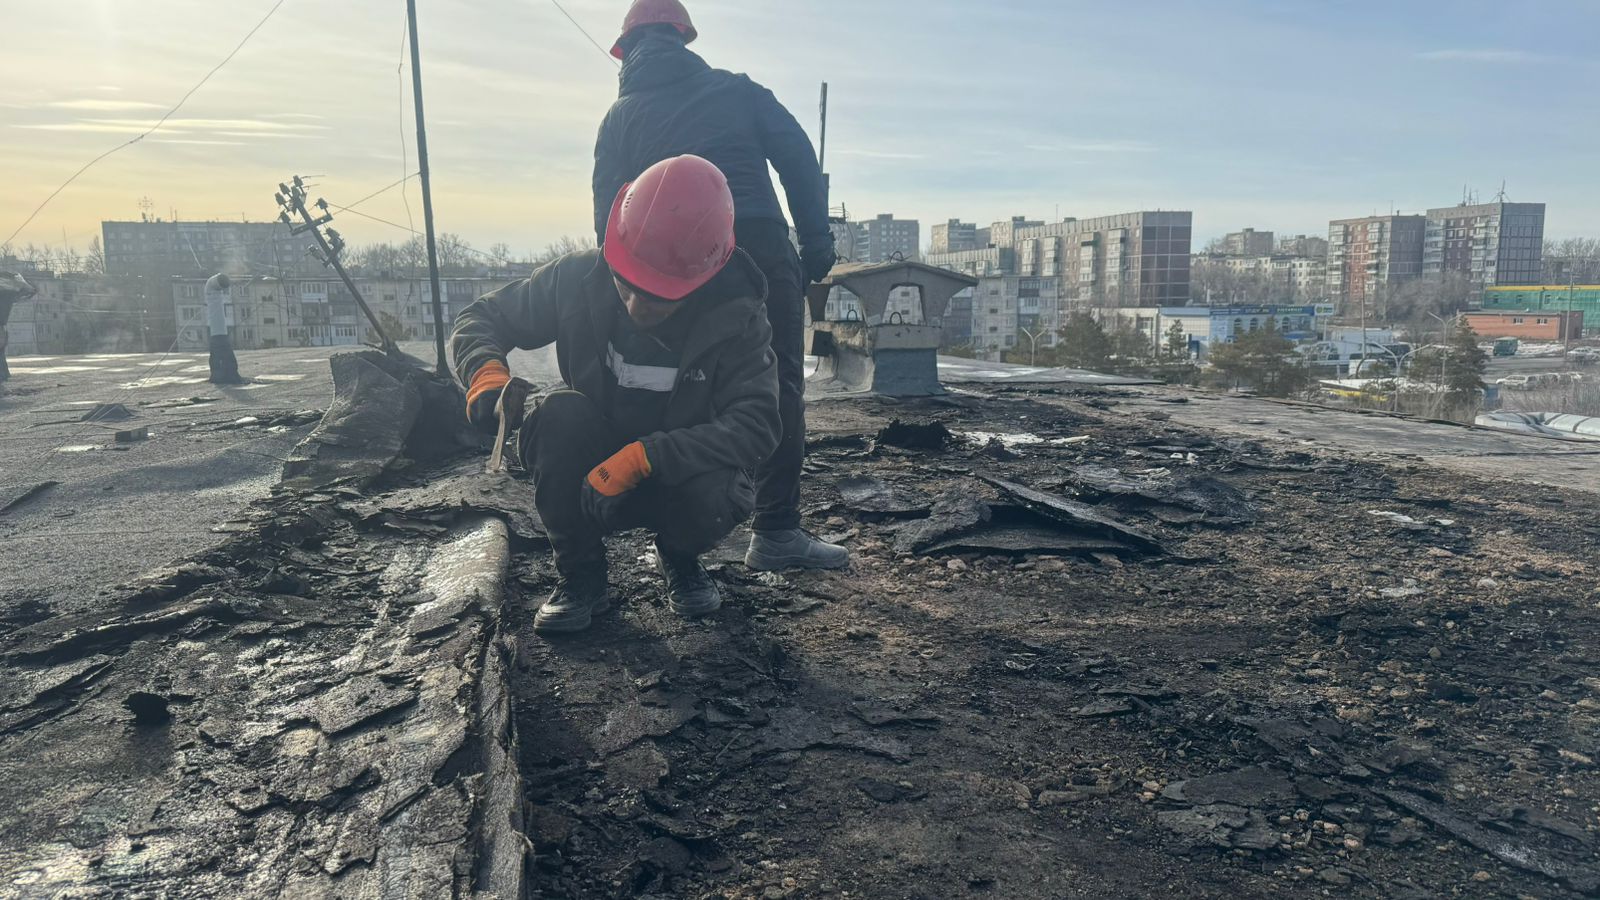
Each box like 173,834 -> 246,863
594,0 -> 846,573
452,155 -> 780,636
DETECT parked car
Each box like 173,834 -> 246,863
1498,372 -> 1583,390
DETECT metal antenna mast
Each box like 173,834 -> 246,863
407,0 -> 449,377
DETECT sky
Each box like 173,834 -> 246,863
3,0 -> 1599,261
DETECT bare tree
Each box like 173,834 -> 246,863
436,233 -> 477,272
1191,257 -> 1283,305
1544,237 -> 1600,284
532,235 -> 597,267
85,237 -> 105,276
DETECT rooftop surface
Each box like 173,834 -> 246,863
1,349 -> 1597,897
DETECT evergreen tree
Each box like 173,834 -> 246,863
1208,318 -> 1311,397
1164,320 -> 1188,359
1056,312 -> 1112,370
1443,319 -> 1488,395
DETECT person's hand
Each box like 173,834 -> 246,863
800,242 -> 837,285
581,441 -> 651,528
465,360 -> 511,433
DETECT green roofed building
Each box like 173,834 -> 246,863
1481,285 -> 1600,336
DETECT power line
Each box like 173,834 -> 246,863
396,14 -> 418,241
334,172 -> 421,213
549,0 -> 621,67
4,0 -> 291,246
397,13 -> 419,288
323,203 -> 498,261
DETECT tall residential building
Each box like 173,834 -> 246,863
1423,201 -> 1545,288
1192,254 -> 1327,302
929,220 -> 979,255
968,276 -> 1067,357
1012,211 -> 1193,307
170,274 -> 516,350
1327,215 -> 1426,310
1274,256 -> 1328,300
1220,228 -> 1275,258
852,214 -> 920,263
986,217 -> 1045,253
921,247 -> 1015,278
1278,234 -> 1329,259
102,219 -> 321,279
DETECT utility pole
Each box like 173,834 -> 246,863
1359,285 -> 1368,377
1568,277 -> 1576,354
408,0 -> 448,377
276,176 -> 397,355
817,82 -> 828,171
1021,327 -> 1041,367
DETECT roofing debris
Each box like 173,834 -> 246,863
0,488 -> 531,897
503,384 -> 1600,898
5,360 -> 1600,898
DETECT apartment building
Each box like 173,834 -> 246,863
1327,215 -> 1426,309
1012,211 -> 1193,307
852,214 -> 921,263
929,220 -> 979,255
1423,201 -> 1545,288
171,275 -> 515,350
1219,228 -> 1275,257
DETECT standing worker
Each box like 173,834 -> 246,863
455,155 -> 781,635
592,0 -> 846,572
205,273 -> 244,385
0,270 -> 35,383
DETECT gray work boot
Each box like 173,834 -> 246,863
655,547 -> 722,618
745,528 -> 850,571
533,573 -> 611,635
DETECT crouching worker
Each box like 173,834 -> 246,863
450,155 -> 780,635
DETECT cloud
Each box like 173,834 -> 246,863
1416,49 -> 1550,64
47,99 -> 165,112
17,122 -> 152,134
836,148 -> 926,161
1025,140 -> 1157,154
17,117 -> 329,136
102,117 -> 329,132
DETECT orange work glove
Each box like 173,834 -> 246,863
582,441 -> 652,528
586,441 -> 652,496
465,360 -> 511,432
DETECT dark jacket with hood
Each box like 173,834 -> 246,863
592,34 -> 832,262
450,249 -> 780,485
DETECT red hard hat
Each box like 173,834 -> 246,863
603,155 -> 735,302
610,0 -> 697,59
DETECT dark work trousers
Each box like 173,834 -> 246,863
208,334 -> 243,385
519,390 -> 755,580
0,298 -> 12,380
735,219 -> 805,533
